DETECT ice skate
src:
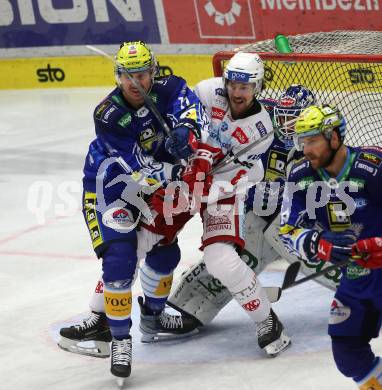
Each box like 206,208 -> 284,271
256,309 -> 291,357
111,336 -> 132,387
58,311 -> 112,358
138,296 -> 199,343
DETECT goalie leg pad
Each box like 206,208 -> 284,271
168,258 -> 233,326
243,212 -> 280,275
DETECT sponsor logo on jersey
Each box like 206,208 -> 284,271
212,106 -> 225,120
227,70 -> 250,82
206,214 -> 232,232
326,201 -> 351,232
345,263 -> 370,279
355,161 -> 378,176
118,113 -> 132,127
329,298 -> 351,325
297,176 -> 314,190
359,151 -> 382,166
354,197 -> 368,209
265,149 -> 288,181
348,177 -> 365,190
102,105 -> 117,123
102,207 -> 135,230
232,127 -> 249,144
95,100 -> 112,120
290,160 -> 309,175
242,298 -> 260,312
215,87 -> 225,97
255,121 -> 267,137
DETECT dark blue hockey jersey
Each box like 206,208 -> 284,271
280,146 -> 382,297
83,75 -> 209,194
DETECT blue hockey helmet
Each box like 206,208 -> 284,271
274,85 -> 316,150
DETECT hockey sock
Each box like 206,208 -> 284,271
89,277 -> 105,313
140,262 -> 174,314
204,242 -> 271,323
355,357 -> 382,390
104,281 -> 132,339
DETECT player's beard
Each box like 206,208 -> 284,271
305,144 -> 336,170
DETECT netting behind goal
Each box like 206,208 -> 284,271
212,31 -> 382,147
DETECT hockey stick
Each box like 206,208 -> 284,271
211,128 -> 276,174
281,256 -> 357,290
86,45 -> 173,138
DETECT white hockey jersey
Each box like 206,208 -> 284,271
194,77 -> 274,200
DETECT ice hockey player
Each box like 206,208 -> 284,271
61,54 -> 292,362
148,51 -> 291,356
279,104 -> 382,389
166,84 -> 321,327
71,40 -> 209,384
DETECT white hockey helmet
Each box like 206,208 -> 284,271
223,52 -> 264,95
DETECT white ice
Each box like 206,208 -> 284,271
1,87 -> 381,390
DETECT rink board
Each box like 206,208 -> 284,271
0,55 -> 213,90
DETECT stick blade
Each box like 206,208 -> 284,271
282,261 -> 301,290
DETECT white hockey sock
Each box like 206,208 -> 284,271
89,276 -> 105,313
204,242 -> 271,323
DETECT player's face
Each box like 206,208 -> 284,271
119,70 -> 152,108
226,80 -> 255,117
300,134 -> 332,169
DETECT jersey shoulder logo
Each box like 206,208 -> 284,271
359,151 -> 382,167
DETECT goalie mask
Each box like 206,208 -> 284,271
293,104 -> 346,151
223,52 -> 264,95
114,41 -> 158,87
274,85 -> 316,150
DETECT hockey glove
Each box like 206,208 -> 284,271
165,123 -> 199,160
181,143 -> 222,195
303,230 -> 356,264
353,237 -> 382,269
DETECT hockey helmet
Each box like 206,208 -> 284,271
223,52 -> 264,95
274,85 -> 316,150
294,104 -> 346,151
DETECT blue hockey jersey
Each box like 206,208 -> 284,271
280,146 -> 382,297
83,75 -> 209,194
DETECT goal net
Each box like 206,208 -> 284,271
212,31 -> 382,147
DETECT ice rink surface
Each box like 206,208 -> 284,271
1,87 -> 381,390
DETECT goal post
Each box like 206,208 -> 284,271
212,31 -> 382,147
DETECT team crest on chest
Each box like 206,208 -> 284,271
326,201 -> 352,232
139,127 -> 163,152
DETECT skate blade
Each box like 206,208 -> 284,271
264,331 -> 291,357
140,328 -> 199,343
116,377 -> 126,389
58,337 -> 110,358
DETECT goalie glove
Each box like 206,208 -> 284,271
303,230 -> 356,264
353,237 -> 382,269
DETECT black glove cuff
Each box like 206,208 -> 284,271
303,230 -> 322,261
